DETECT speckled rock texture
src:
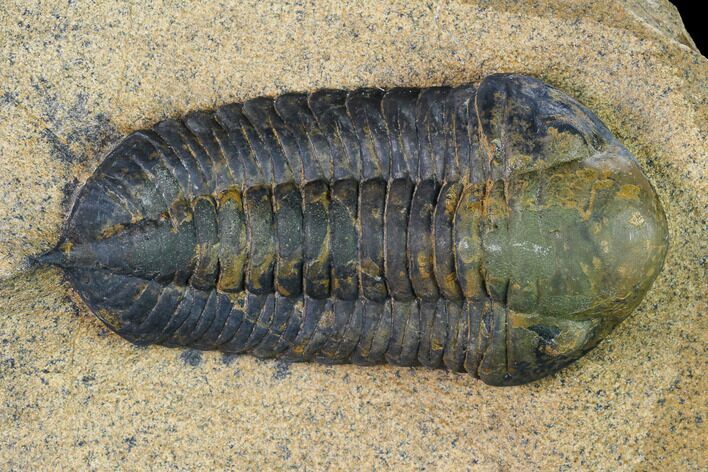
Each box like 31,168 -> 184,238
0,0 -> 704,470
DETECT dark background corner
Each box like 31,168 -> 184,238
670,1 -> 705,55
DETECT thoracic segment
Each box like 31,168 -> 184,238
96,176 -> 504,378
159,178 -> 494,302
62,82 -> 514,378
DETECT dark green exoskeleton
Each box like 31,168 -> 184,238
37,74 -> 668,386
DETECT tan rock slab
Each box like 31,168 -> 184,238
0,1 -> 705,469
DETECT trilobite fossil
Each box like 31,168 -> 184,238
36,74 -> 669,386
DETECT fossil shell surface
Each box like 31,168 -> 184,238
40,74 -> 668,386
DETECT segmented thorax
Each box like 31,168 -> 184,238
44,74 -> 668,386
